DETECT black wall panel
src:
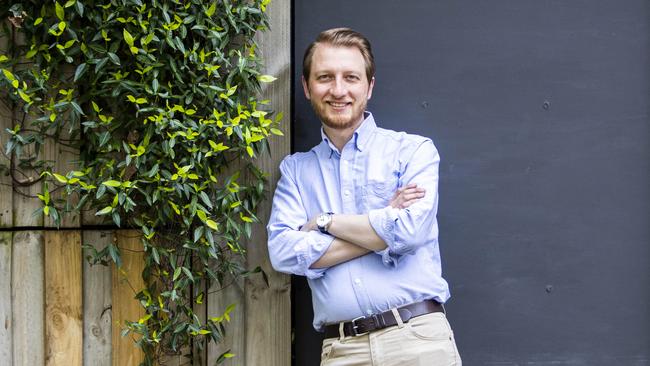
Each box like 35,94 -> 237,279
292,1 -> 650,365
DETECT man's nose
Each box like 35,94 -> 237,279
329,77 -> 347,97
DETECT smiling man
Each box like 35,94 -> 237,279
267,28 -> 461,365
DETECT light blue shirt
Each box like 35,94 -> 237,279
267,112 -> 450,330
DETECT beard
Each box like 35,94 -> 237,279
310,98 -> 368,130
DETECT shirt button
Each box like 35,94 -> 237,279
344,189 -> 351,196
354,278 -> 361,285
366,309 -> 373,315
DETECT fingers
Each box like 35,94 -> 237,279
390,184 -> 426,209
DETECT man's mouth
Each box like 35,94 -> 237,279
327,101 -> 350,108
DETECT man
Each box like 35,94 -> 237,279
267,28 -> 461,365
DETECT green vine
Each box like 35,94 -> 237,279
1,0 -> 280,364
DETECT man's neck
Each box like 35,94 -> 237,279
322,118 -> 365,152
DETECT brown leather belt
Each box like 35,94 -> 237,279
323,300 -> 444,338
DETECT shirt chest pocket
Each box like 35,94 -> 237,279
362,177 -> 398,209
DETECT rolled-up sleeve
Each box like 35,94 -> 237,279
267,156 -> 335,279
368,139 -> 440,266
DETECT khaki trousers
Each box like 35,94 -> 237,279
320,312 -> 461,366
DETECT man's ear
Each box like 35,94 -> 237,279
301,75 -> 311,100
367,77 -> 375,100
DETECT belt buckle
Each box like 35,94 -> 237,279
350,316 -> 368,336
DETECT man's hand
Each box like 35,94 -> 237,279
389,183 -> 425,209
300,217 -> 317,232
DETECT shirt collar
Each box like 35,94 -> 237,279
318,112 -> 376,158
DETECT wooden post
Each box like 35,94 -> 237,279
45,231 -> 83,366
111,230 -> 145,366
207,276 -> 246,365
12,231 -> 45,366
245,0 -> 292,365
0,232 -> 12,364
83,230 -> 113,366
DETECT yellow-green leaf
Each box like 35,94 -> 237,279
55,2 -> 65,20
206,220 -> 218,230
102,180 -> 122,187
95,206 -> 113,216
270,128 -> 284,136
2,69 -> 15,82
18,91 -> 31,103
258,74 -> 277,83
197,210 -> 207,222
223,353 -> 235,359
246,146 -> 254,157
205,3 -> 216,17
43,206 -> 50,215
123,29 -> 134,47
53,173 -> 68,183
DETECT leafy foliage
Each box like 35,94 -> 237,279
1,0 -> 279,364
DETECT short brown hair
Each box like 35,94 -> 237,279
302,27 -> 375,82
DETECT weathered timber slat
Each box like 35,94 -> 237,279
45,231 -> 83,366
111,230 -> 145,366
0,24 -> 13,228
82,230 -> 113,366
0,232 -> 12,365
11,231 -> 45,366
11,31 -> 43,228
207,276 -> 246,365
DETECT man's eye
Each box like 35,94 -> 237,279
346,75 -> 360,81
317,75 -> 332,80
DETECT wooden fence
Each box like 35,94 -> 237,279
0,0 -> 291,365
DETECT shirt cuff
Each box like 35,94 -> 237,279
368,206 -> 404,267
294,231 -> 335,279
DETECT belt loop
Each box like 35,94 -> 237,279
390,308 -> 404,328
338,321 -> 345,339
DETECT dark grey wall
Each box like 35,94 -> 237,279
292,1 -> 650,365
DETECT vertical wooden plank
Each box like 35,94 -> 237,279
245,1 -> 292,365
12,231 -> 45,366
44,231 -> 82,366
0,232 -> 12,365
83,230 -> 113,366
11,29 -> 43,228
0,22 -> 13,228
192,279 -> 207,366
112,230 -> 145,366
207,277 -> 246,365
44,136 -> 80,228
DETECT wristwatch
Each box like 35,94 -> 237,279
316,212 -> 334,234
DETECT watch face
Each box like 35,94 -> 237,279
317,214 -> 327,227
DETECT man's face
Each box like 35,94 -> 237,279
302,44 -> 374,131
